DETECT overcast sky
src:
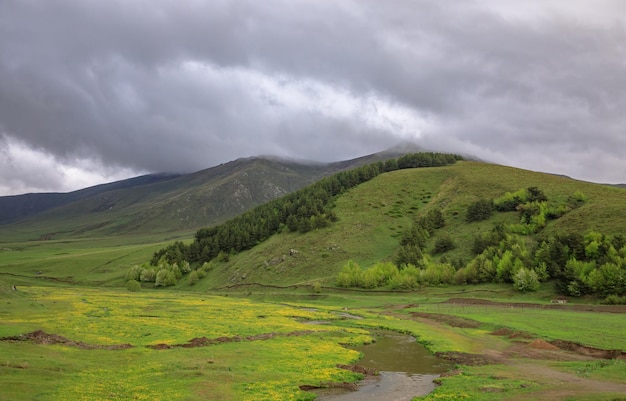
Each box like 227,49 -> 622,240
1,1 -> 625,195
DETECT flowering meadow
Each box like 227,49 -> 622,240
0,286 -> 371,400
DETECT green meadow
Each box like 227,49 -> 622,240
2,161 -> 626,400
2,284 -> 625,400
1,285 -> 370,401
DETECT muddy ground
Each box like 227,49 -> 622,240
385,300 -> 626,400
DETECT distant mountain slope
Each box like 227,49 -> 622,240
0,173 -> 179,224
0,147 -> 412,241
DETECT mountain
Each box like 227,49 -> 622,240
0,173 -> 180,224
0,147 -> 413,241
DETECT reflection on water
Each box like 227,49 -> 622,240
314,331 -> 451,401
353,331 -> 451,374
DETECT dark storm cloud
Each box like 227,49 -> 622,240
1,0 -> 625,194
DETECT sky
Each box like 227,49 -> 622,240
1,1 -> 625,195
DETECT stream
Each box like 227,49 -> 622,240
314,331 -> 452,401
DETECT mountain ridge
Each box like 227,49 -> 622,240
0,146 -> 414,240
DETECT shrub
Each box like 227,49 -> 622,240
572,190 -> 587,202
603,294 -> 626,305
336,260 -> 363,287
180,261 -> 192,274
139,268 -> 156,283
361,262 -> 399,288
389,264 -> 420,290
513,268 -> 540,292
126,265 -> 143,281
586,263 -> 626,297
395,245 -> 425,268
494,188 -> 528,211
126,280 -> 141,292
453,264 -> 479,285
432,236 -> 455,254
155,269 -> 177,287
466,199 -> 494,222
420,263 -> 455,286
188,270 -> 199,286
201,261 -> 214,272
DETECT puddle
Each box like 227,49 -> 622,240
314,331 -> 452,401
335,312 -> 363,320
352,331 -> 450,374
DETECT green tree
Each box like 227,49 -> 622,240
513,268 -> 540,292
155,269 -> 176,287
126,280 -> 141,292
432,235 -> 455,254
140,268 -> 156,283
395,245 -> 425,268
586,263 -> 626,297
389,264 -> 420,289
188,270 -> 200,286
466,199 -> 494,222
126,265 -> 143,281
336,260 -> 363,287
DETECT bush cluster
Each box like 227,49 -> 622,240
336,260 -> 456,290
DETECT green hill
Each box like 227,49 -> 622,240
3,158 -> 626,298
179,161 -> 626,297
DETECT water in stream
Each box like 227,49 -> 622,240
314,331 -> 452,401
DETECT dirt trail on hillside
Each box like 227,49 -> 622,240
384,307 -> 626,401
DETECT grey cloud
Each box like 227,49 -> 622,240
1,0 -> 626,195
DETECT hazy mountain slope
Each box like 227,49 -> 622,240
0,149 -> 410,241
0,174 -> 180,224
190,161 -> 626,289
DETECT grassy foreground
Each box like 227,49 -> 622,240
1,283 -> 625,401
0,285 -> 369,400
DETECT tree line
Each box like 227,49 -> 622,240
130,152 -> 463,287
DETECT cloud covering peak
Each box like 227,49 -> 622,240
1,0 -> 625,194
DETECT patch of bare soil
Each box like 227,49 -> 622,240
147,330 -> 316,349
444,297 -> 626,313
0,330 -> 132,350
336,364 -> 378,376
435,351 -> 499,366
299,382 -> 358,392
550,340 -> 626,360
528,339 -> 560,350
491,327 -> 533,339
410,312 -> 482,328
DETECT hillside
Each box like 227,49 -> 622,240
179,161 -> 626,294
0,148 -> 411,242
4,158 -> 626,296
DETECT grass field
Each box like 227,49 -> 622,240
1,283 -> 625,401
2,161 -> 626,400
0,285 -> 372,401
